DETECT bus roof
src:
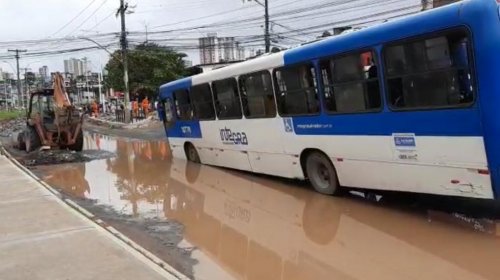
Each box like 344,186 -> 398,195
160,0 -> 490,99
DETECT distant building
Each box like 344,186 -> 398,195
236,42 -> 245,61
64,58 -> 91,76
199,34 -> 218,64
82,57 -> 92,74
199,33 -> 246,64
2,71 -> 13,81
218,37 -> 236,62
39,66 -> 49,83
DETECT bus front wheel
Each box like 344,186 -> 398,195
185,143 -> 200,163
306,152 -> 340,195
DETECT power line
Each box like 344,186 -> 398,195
85,10 -> 116,32
66,0 -> 110,35
50,0 -> 99,37
151,3 -> 258,29
0,1 -> 423,63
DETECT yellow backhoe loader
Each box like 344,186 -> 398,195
17,73 -> 83,152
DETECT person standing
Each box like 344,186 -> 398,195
132,98 -> 139,119
91,100 -> 99,118
141,97 -> 150,118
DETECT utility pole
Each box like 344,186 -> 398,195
7,49 -> 27,107
119,0 -> 131,123
244,0 -> 270,52
264,0 -> 270,53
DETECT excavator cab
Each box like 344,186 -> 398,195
30,92 -> 56,130
17,73 -> 84,153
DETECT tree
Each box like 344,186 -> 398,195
104,43 -> 187,100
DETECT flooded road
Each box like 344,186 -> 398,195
35,133 -> 500,280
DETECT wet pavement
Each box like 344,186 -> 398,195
33,133 -> 500,280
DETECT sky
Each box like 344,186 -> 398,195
0,0 -> 421,76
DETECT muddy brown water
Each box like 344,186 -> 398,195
33,133 -> 500,280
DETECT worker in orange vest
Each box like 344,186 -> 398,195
141,97 -> 149,117
91,101 -> 99,118
132,98 -> 139,119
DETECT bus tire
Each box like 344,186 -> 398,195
305,151 -> 340,195
185,143 -> 200,163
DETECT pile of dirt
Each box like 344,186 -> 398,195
21,149 -> 115,166
0,118 -> 25,137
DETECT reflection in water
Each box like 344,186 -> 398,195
105,137 -> 171,216
44,164 -> 90,198
41,133 -> 500,280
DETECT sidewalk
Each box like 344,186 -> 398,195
0,155 -> 176,280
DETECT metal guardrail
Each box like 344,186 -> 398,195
114,109 -> 148,123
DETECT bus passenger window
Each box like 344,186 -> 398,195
320,51 -> 381,113
239,71 -> 276,118
159,98 -> 173,127
384,29 -> 474,109
212,78 -> 242,120
274,64 -> 319,116
190,83 -> 215,120
173,89 -> 193,120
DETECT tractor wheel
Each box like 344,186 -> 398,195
69,131 -> 84,152
24,126 -> 41,153
17,132 -> 26,151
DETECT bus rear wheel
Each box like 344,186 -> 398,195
306,152 -> 340,195
185,143 -> 200,163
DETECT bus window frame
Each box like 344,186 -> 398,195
272,62 -> 322,117
164,97 -> 174,123
381,26 -> 477,112
318,48 -> 384,115
173,88 -> 195,121
239,69 -> 278,119
212,77 -> 244,120
189,83 -> 216,121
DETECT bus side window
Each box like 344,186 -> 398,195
239,70 -> 276,118
158,98 -> 172,127
212,78 -> 242,120
384,29 -> 474,109
274,64 -> 319,116
173,89 -> 193,120
319,50 -> 381,113
190,83 -> 215,120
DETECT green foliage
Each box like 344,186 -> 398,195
0,110 -> 24,121
104,43 -> 187,100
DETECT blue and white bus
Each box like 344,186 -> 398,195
160,0 -> 500,200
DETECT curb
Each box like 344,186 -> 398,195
0,145 -> 189,280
